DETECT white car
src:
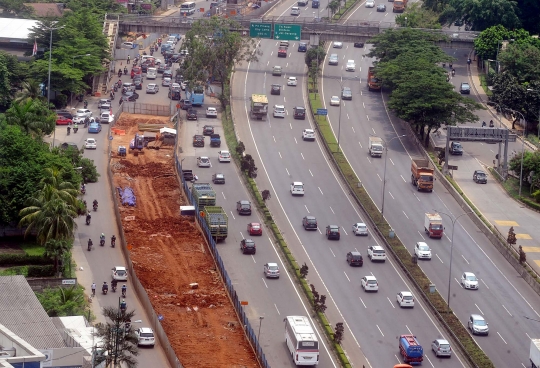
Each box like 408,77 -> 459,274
273,105 -> 286,118
84,138 -> 97,149
461,272 -> 479,290
76,109 -> 92,118
264,263 -> 280,278
100,112 -> 114,124
414,241 -> 432,260
111,266 -> 128,281
346,60 -> 356,71
333,41 -> 343,48
206,107 -> 218,118
330,96 -> 340,106
135,327 -> 155,347
197,156 -> 211,167
367,245 -> 386,262
218,150 -> 231,162
146,67 -> 157,79
290,6 -> 300,15
72,113 -> 88,124
290,182 -> 305,196
352,222 -> 368,236
361,275 -> 378,291
397,291 -> 415,308
180,80 -> 188,90
302,128 -> 315,141
287,77 -> 298,86
365,0 -> 375,7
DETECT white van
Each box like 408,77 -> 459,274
141,55 -> 154,63
147,67 -> 157,80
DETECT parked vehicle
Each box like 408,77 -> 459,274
411,158 -> 434,192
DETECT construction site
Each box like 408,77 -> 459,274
110,113 -> 259,367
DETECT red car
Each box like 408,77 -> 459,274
247,222 -> 262,236
131,66 -> 142,79
56,116 -> 72,125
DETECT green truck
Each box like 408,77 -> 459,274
192,183 -> 216,207
203,206 -> 228,241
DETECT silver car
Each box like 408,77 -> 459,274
468,314 -> 489,335
431,339 -> 452,357
264,263 -> 280,278
329,54 -> 339,65
146,83 -> 159,94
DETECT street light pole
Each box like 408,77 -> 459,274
435,210 -> 473,312
45,23 -> 64,148
71,54 -> 91,108
512,109 -> 526,197
257,316 -> 264,341
337,95 -> 342,153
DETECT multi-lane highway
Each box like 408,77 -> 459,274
317,5 -> 540,367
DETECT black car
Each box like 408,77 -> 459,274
193,134 -> 204,147
240,239 -> 256,254
326,225 -> 340,240
271,84 -> 281,95
473,170 -> 487,184
169,90 -> 181,100
187,108 -> 198,120
141,64 -> 148,73
121,93 -> 139,102
293,106 -> 306,120
298,42 -> 307,52
302,216 -> 318,230
237,200 -> 252,215
341,87 -> 352,100
175,74 -> 183,83
180,99 -> 192,110
212,173 -> 225,184
157,64 -> 165,74
171,53 -> 181,62
347,251 -> 363,266
450,141 -> 463,155
163,69 -> 173,78
134,79 -> 143,90
203,125 -> 214,135
354,42 -> 364,48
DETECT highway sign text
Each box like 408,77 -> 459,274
250,22 -> 272,38
274,24 -> 301,41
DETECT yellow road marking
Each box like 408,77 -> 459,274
534,260 -> 540,268
516,234 -> 533,240
521,247 -> 540,252
495,220 -> 519,226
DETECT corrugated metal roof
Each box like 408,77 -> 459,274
0,275 -> 66,349
0,18 -> 40,41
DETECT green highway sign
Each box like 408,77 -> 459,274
274,24 -> 302,41
249,22 -> 272,38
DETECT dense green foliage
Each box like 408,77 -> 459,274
509,151 -> 540,194
36,286 -> 86,317
367,29 -> 483,144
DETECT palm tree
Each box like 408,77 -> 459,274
44,238 -> 72,275
40,168 -> 79,206
5,99 -> 53,136
326,0 -> 340,16
94,307 -> 139,368
14,79 -> 43,103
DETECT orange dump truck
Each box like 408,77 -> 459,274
411,158 -> 434,192
367,67 -> 381,91
393,0 -> 407,12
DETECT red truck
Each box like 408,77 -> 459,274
393,0 -> 408,12
278,46 -> 287,58
367,67 -> 381,91
424,213 -> 443,238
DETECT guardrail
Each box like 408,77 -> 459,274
174,157 -> 270,368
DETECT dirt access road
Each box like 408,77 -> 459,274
110,113 -> 258,367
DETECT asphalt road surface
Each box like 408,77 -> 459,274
319,7 -> 540,366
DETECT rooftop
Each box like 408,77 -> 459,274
0,18 -> 40,41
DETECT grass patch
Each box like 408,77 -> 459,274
0,266 -> 29,276
332,0 -> 359,20
21,243 -> 46,256
307,77 -> 494,368
479,74 -> 492,97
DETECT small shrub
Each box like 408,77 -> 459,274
27,265 -> 55,277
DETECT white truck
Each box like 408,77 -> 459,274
368,136 -> 384,157
146,67 -> 157,80
531,338 -> 540,368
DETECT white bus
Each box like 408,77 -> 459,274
180,1 -> 196,16
284,316 -> 319,365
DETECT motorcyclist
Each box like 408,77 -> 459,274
67,125 -> 71,135
482,121 -> 487,127
120,299 -> 127,312
86,213 -> 91,225
84,100 -> 88,108
73,122 -> 78,133
87,239 -> 93,251
93,199 -> 98,210
449,63 -> 453,69
83,200 -> 87,209
91,282 -> 96,296
111,235 -> 116,247
489,120 -> 494,127
111,279 -> 118,292
100,233 -> 105,246
102,281 -> 108,294
451,68 -> 455,76
124,66 -> 128,75
118,68 -> 122,77
121,284 -> 127,297
127,55 -> 131,64
467,58 -> 471,66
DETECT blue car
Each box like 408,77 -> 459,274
88,122 -> 102,133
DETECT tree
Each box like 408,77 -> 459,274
333,322 -> 344,344
305,46 -> 326,69
507,226 -> 517,247
14,79 -> 44,103
181,17 -> 259,108
5,99 -> 56,136
261,190 -> 271,201
394,3 -> 442,29
0,52 -> 12,108
300,263 -> 309,278
499,43 -> 540,83
326,0 -> 340,16
0,0 -> 33,17
241,154 -> 258,178
236,141 -> 245,156
519,245 -> 527,264
94,306 -> 139,368
36,285 -> 86,317
44,238 -> 72,275
509,151 -> 540,187
473,26 -> 534,60
440,0 -> 521,31
310,284 -> 327,314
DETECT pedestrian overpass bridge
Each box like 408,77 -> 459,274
115,15 -> 477,47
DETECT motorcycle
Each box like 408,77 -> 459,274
86,215 -> 91,225
100,238 -> 105,247
73,127 -> 78,134
93,203 -> 98,211
67,126 -> 71,135
122,288 -> 126,298
88,242 -> 92,251
114,84 -> 118,92
124,67 -> 128,75
111,238 -> 116,248
102,286 -> 108,295
84,101 -> 88,109
451,69 -> 455,76
110,92 -> 115,100
118,70 -> 122,78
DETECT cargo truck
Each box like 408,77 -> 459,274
531,338 -> 540,368
250,94 -> 268,120
399,334 -> 423,365
367,67 -> 381,91
192,183 -> 216,208
393,0 -> 407,12
424,213 -> 443,238
203,206 -> 228,241
368,136 -> 384,157
411,158 -> 434,192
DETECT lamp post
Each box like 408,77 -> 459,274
372,134 -> 406,218
257,316 -> 264,341
335,77 -> 357,153
512,109 -> 526,197
71,54 -> 91,108
404,17 -> 407,27
45,23 -> 65,148
434,210 -> 473,312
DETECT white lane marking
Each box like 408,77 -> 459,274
461,254 -> 470,264
481,279 -> 490,289
309,169 -> 314,176
413,193 -> 421,201
417,231 -> 426,240
344,271 -> 351,282
475,303 -> 485,315
251,255 -> 256,263
502,305 -> 513,317
377,325 -> 384,336
389,158 -> 395,165
285,168 -> 290,176
403,211 -> 409,219
273,136 -> 276,142
294,137 -> 297,144
301,152 -> 305,160
377,173 -> 382,181
330,206 -> 335,214
498,332 -> 507,344
318,187 -> 324,195
274,303 -> 280,315
222,192 -> 227,200
230,212 -> 236,220
359,297 -> 367,308
240,232 -> 245,239
329,247 -> 336,257
342,228 -> 348,236
262,278 -> 268,288
401,175 -> 406,182
406,325 -> 413,335
388,192 -> 395,199
436,254 -> 444,263
387,297 -> 395,308
279,151 -> 282,159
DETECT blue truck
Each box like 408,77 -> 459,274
399,335 -> 423,365
186,85 -> 205,106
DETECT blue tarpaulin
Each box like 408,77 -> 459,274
117,187 -> 136,206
